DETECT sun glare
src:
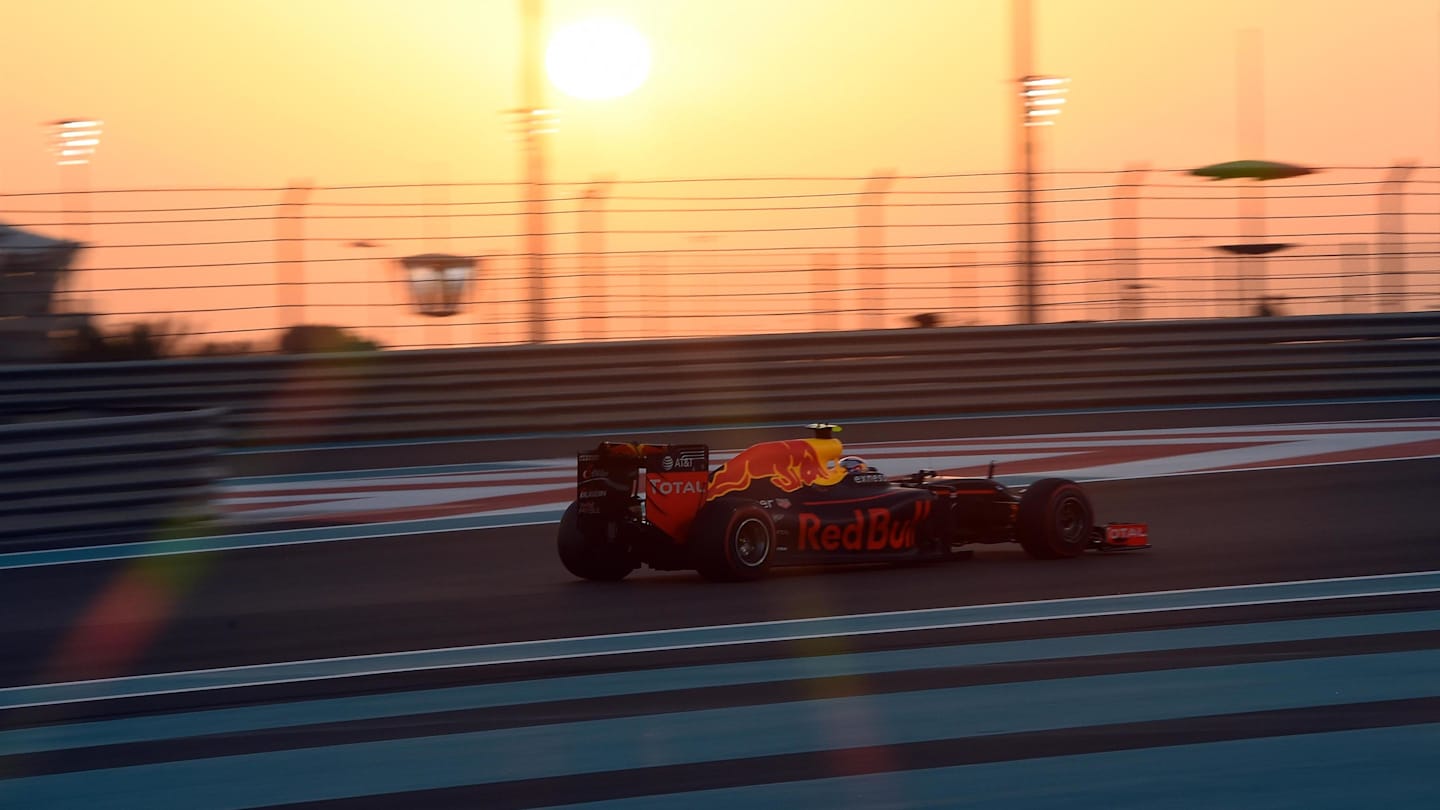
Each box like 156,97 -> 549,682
545,18 -> 651,101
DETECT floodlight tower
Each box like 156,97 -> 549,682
518,0 -> 553,344
48,119 -> 103,240
1017,76 -> 1068,324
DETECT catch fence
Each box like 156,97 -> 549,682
3,165 -> 1438,352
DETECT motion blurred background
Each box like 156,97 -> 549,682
2,0 -> 1438,354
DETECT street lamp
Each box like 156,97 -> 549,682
1192,159 -> 1314,317
398,253 -> 477,318
1212,242 -> 1292,316
1190,160 -> 1310,182
1018,75 -> 1068,324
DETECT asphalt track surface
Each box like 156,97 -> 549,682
2,401 -> 1439,808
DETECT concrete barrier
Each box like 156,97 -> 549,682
0,409 -> 229,549
1,313 -> 1437,444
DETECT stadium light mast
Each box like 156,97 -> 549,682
48,119 -> 102,241
517,0 -> 554,344
1018,76 -> 1068,325
50,119 -> 102,167
1013,0 -> 1070,326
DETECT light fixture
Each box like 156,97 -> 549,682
1022,76 -> 1068,126
50,119 -> 103,166
399,254 -> 478,318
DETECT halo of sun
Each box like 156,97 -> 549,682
545,18 -> 652,101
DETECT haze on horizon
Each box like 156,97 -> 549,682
2,0 -> 1437,191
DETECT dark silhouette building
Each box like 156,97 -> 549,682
0,223 -> 84,361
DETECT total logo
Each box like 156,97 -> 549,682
1104,523 -> 1149,545
798,501 -> 933,552
649,479 -> 707,496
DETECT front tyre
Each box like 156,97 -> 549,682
1016,478 -> 1094,559
557,503 -> 636,581
691,499 -> 775,582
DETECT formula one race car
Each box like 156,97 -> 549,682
558,424 -> 1148,582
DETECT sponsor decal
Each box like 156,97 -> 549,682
645,470 -> 710,541
1104,523 -> 1149,546
655,447 -> 707,472
649,478 -> 706,496
797,500 -> 933,552
707,439 -> 848,500
672,449 -> 708,471
850,472 -> 888,484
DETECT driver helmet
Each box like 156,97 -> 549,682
840,456 -> 869,473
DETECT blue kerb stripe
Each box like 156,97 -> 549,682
6,572 -> 1440,709
3,609 -> 1439,756
551,725 -> 1440,810
3,651 -> 1439,810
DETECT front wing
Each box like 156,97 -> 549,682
1091,522 -> 1150,551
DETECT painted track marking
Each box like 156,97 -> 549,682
5,570 -> 1440,709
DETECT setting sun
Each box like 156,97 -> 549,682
545,17 -> 652,101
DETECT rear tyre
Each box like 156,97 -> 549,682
691,499 -> 775,582
557,503 -> 636,581
1016,478 -> 1094,560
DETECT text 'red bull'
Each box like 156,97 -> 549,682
707,439 -> 847,500
798,501 -> 933,552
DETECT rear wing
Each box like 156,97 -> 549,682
578,442 -> 710,541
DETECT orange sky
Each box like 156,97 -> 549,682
4,0 -> 1437,190
2,0 -> 1439,346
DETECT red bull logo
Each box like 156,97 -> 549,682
706,438 -> 848,500
797,501 -> 933,552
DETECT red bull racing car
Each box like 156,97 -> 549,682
559,424 -> 1148,582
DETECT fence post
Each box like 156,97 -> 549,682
811,253 -> 839,332
1378,162 -> 1417,312
1111,164 -> 1149,321
1340,242 -> 1369,314
647,252 -> 669,341
948,251 -> 974,326
857,171 -> 896,330
581,177 -> 615,341
274,180 -> 313,334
